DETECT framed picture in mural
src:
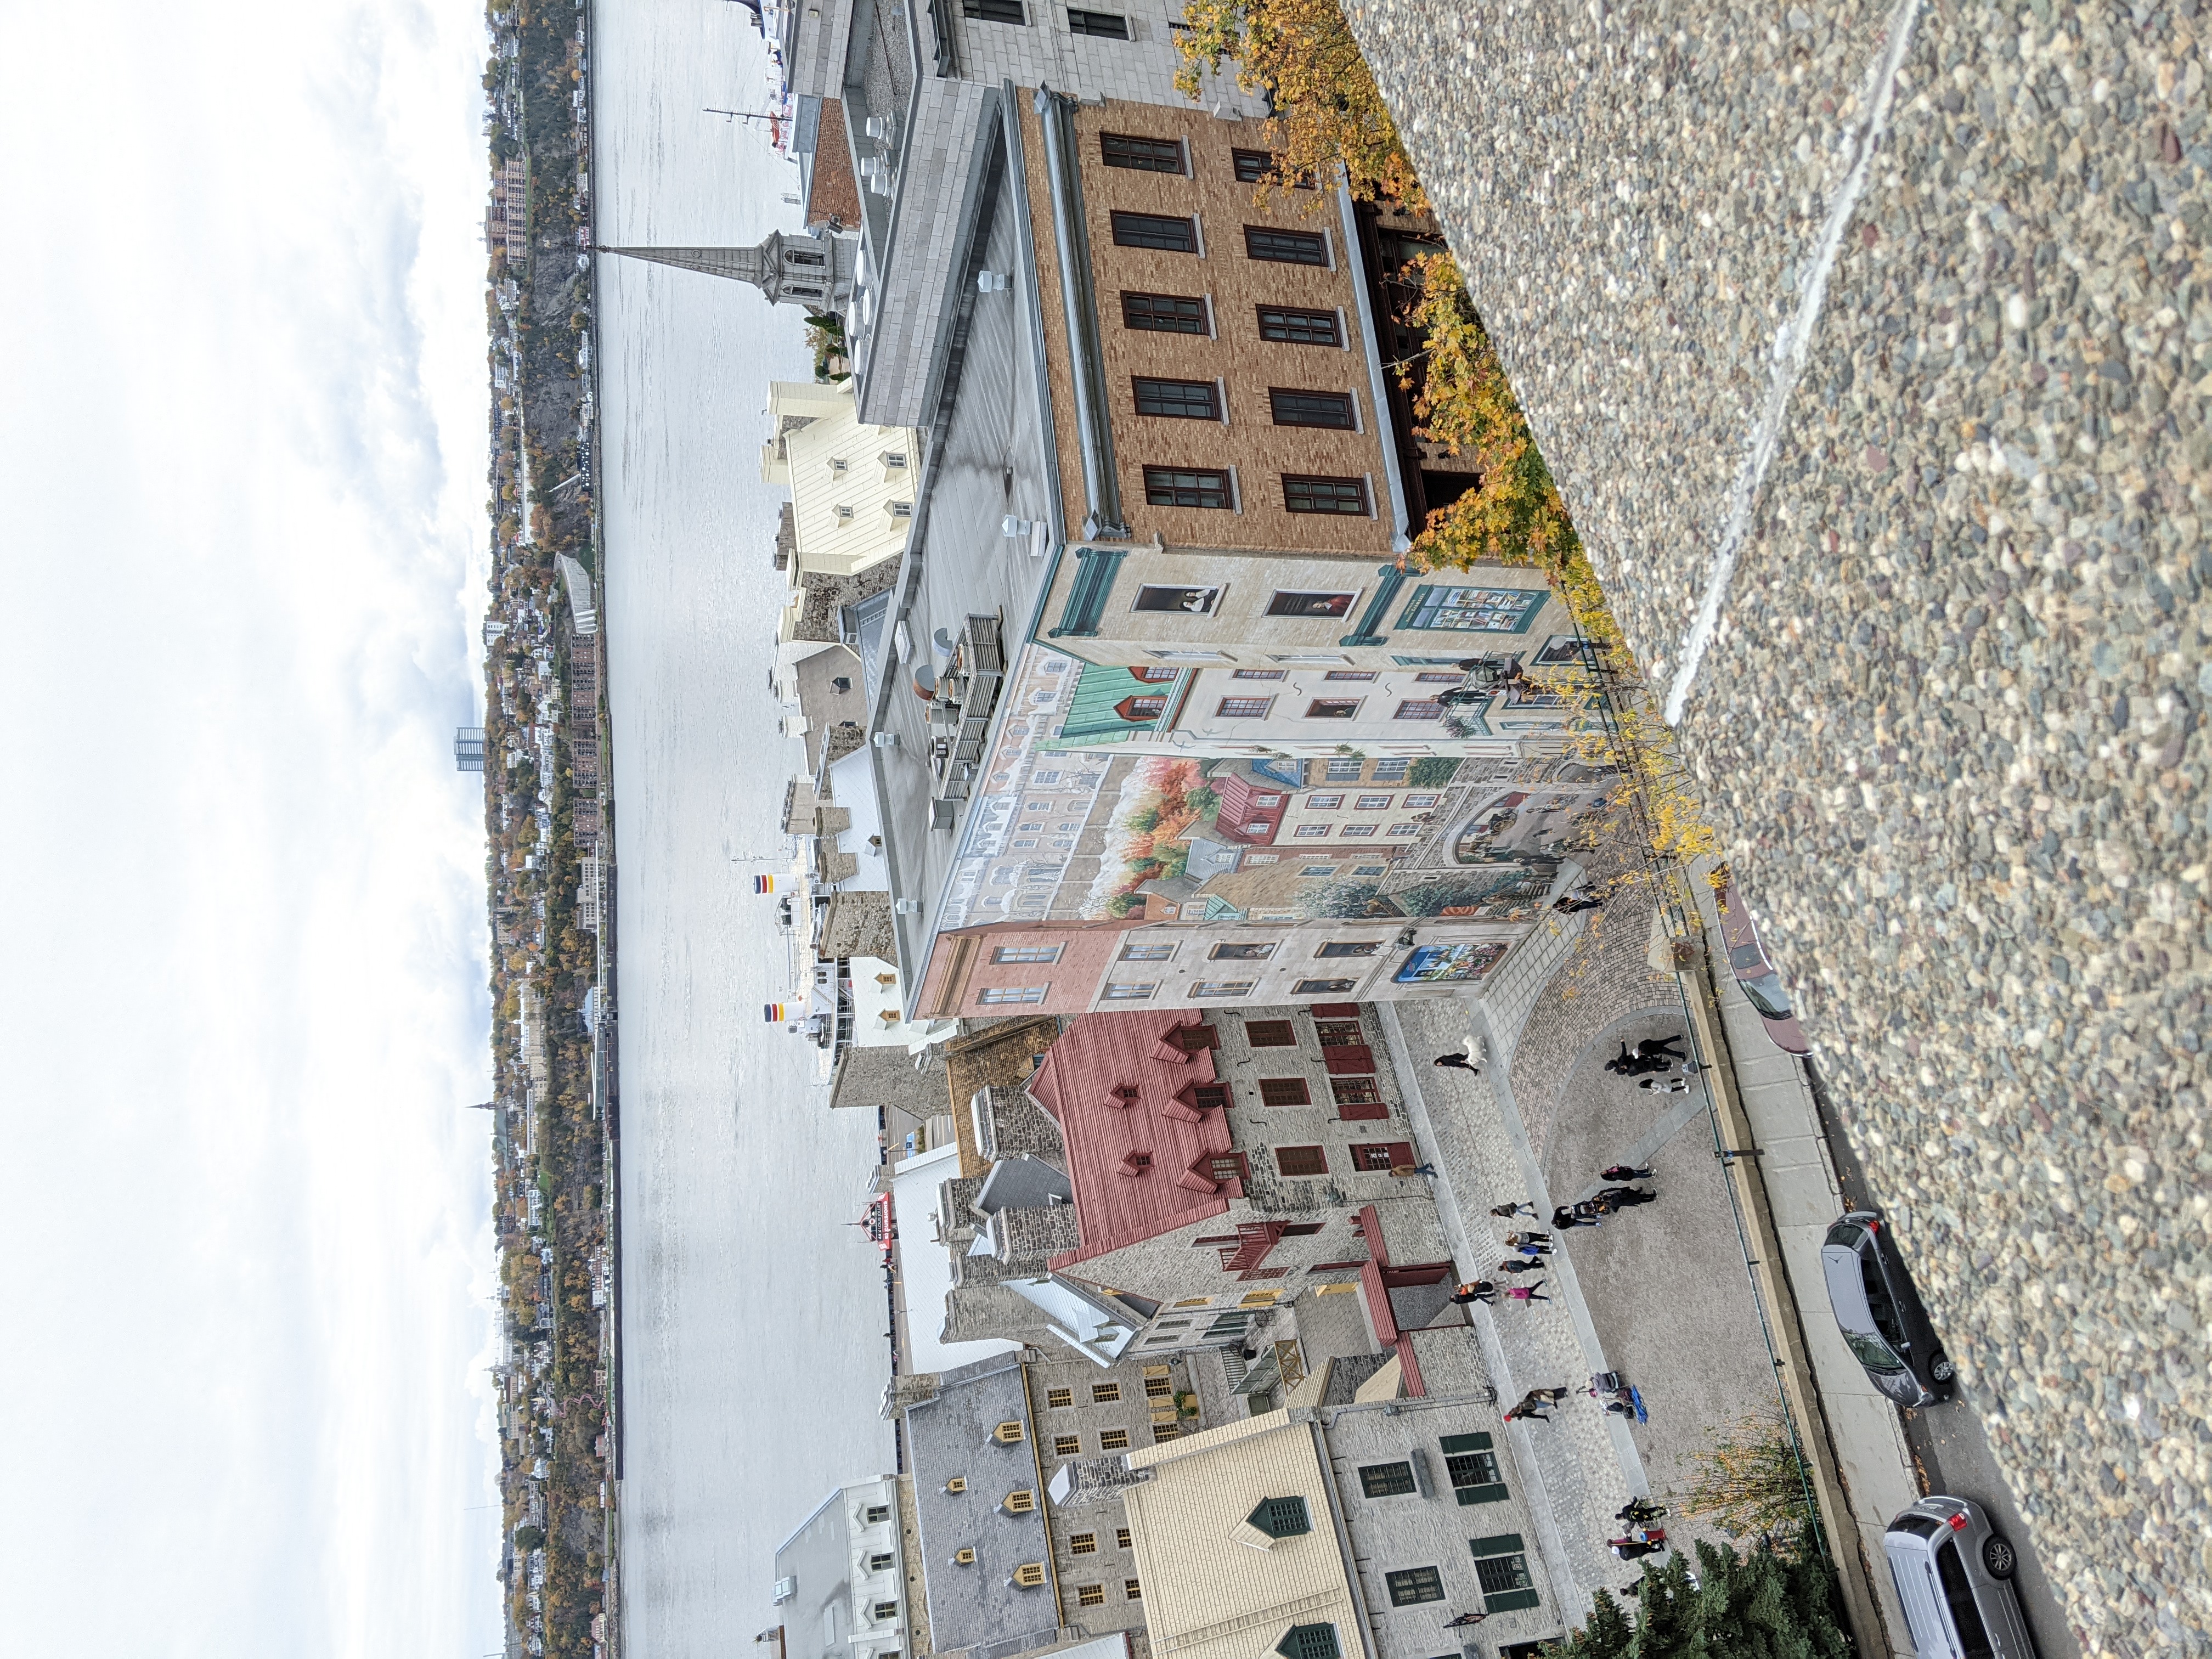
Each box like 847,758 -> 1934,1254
1393,942 -> 1510,984
1132,584 -> 1223,614
1396,585 -> 1547,634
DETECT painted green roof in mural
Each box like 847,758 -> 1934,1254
1053,663 -> 1182,747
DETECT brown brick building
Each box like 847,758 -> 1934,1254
1020,97 -> 1410,555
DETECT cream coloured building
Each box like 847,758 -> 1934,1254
1121,1398 -> 1568,1659
764,380 -> 922,642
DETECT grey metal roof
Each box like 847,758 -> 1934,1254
975,1155 -> 1073,1216
904,1359 -> 1058,1654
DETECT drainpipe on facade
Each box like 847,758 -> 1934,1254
1034,87 -> 1127,542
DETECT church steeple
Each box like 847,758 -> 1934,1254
597,230 -> 859,312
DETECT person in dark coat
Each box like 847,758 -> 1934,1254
1451,1280 -> 1496,1304
1503,1231 -> 1553,1254
1491,1201 -> 1538,1220
1434,1052 -> 1481,1072
1601,1164 -> 1655,1182
1496,1256 -> 1547,1274
1610,1538 -> 1667,1561
1553,1205 -> 1602,1230
1598,1186 -> 1658,1209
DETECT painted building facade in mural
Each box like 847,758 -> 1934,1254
915,636 -> 1617,1018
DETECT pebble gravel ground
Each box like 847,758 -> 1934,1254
1345,0 -> 2210,1652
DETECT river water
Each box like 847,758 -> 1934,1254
594,6 -> 896,1653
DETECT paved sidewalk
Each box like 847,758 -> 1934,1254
1682,872 -> 1932,1659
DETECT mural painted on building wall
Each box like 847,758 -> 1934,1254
932,641 -> 1618,935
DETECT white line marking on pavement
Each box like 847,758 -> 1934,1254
1662,0 -> 1925,725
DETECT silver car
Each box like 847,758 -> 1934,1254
1882,1496 -> 2032,1659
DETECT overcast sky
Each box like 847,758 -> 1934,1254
0,0 -> 501,1652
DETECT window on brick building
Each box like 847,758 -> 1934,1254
1102,133 -> 1186,172
1295,978 -> 1358,995
1269,388 -> 1355,430
1245,226 -> 1328,266
1259,1077 -> 1312,1107
1245,1019 -> 1297,1046
1275,1145 -> 1328,1176
1133,376 -> 1220,420
1099,1428 -> 1131,1451
1143,465 -> 1231,507
1256,304 -> 1341,345
1111,211 -> 1197,252
1283,475 -> 1368,515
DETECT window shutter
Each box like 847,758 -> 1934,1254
1456,1483 -> 1511,1505
1439,1433 -> 1494,1453
1483,1589 -> 1543,1613
1468,1533 -> 1525,1557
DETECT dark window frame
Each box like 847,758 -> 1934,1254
1386,1567 -> 1446,1607
1359,1462 -> 1418,1498
1245,1018 -> 1298,1046
1111,211 -> 1198,253
963,0 -> 1026,19
1259,1077 -> 1313,1107
1102,132 -> 1187,173
1142,465 -> 1232,509
1268,388 -> 1356,430
1256,304 -> 1342,346
1244,225 -> 1329,266
1133,376 -> 1222,420
1067,7 -> 1130,36
1283,475 -> 1369,516
1121,291 -> 1208,335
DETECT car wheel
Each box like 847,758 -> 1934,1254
1930,1353 -> 1955,1383
1982,1534 -> 2016,1579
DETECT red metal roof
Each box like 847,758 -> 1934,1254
1030,1010 -> 1242,1268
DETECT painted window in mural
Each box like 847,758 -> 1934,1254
1392,943 -> 1510,984
1397,585 -> 1546,633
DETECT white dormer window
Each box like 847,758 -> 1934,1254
833,504 -> 855,522
880,449 -> 909,472
827,457 -> 849,475
886,501 -> 913,519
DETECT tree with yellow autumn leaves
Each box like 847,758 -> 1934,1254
1173,2 -> 1724,885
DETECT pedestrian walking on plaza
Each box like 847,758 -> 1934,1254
1553,1206 -> 1602,1231
1635,1035 -> 1685,1062
1638,1075 -> 1691,1094
1504,1396 -> 1552,1424
1434,1051 -> 1481,1073
1553,885 -> 1605,915
1597,1186 -> 1658,1210
1617,1499 -> 1668,1524
1611,1538 -> 1666,1562
1451,1280 -> 1496,1305
1503,1231 -> 1553,1253
1496,1256 -> 1547,1275
1390,1163 -> 1439,1178
1601,1164 -> 1655,1183
1491,1201 -> 1538,1220
1502,1281 -> 1550,1304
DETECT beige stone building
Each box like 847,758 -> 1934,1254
765,381 -> 923,642
1121,1400 -> 1567,1659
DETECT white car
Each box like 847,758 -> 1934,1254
1882,1495 -> 2033,1659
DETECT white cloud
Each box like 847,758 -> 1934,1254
0,0 -> 500,1652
